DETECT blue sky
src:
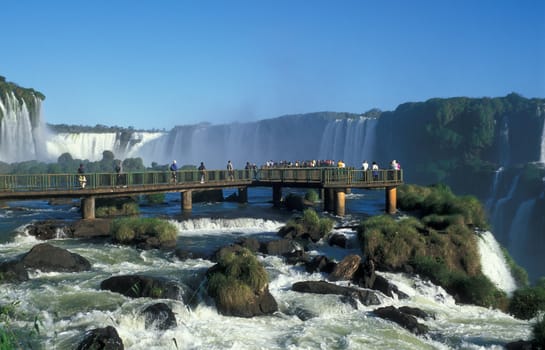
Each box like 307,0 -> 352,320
3,0 -> 544,130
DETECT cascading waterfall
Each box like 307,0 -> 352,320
317,117 -> 377,167
490,175 -> 520,242
0,92 -> 45,163
485,167 -> 504,213
541,116 -> 545,163
478,231 -> 517,295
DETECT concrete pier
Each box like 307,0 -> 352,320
386,186 -> 397,214
182,190 -> 192,212
81,196 -> 95,219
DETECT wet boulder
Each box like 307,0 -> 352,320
328,233 -> 348,248
100,275 -> 188,301
142,303 -> 177,330
373,306 -> 429,335
22,243 -> 91,272
292,280 -> 381,306
305,255 -> 336,274
260,238 -> 295,256
0,260 -> 29,283
26,220 -> 73,240
76,325 -> 124,350
328,254 -> 361,281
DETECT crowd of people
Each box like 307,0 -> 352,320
77,158 -> 401,188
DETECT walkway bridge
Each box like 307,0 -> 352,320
0,168 -> 403,219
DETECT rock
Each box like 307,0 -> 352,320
328,233 -> 347,248
192,189 -> 224,203
292,280 -> 381,306
372,275 -> 409,299
207,247 -> 278,317
22,243 -> 91,272
305,255 -> 336,274
328,254 -> 361,281
373,306 -> 429,335
174,249 -> 210,261
142,303 -> 177,330
76,325 -> 124,350
26,220 -> 72,240
100,275 -> 187,301
398,306 -> 434,320
353,258 -> 376,289
260,238 -> 295,256
72,219 -> 112,238
235,237 -> 260,253
0,260 -> 29,283
505,339 -> 536,350
282,250 -> 310,265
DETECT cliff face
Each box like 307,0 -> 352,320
0,77 -> 46,163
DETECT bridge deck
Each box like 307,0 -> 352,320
0,168 -> 403,200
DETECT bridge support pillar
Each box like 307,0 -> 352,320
182,191 -> 192,212
238,187 -> 248,203
385,186 -> 397,214
323,188 -> 335,212
272,184 -> 282,208
81,196 -> 95,219
335,190 -> 346,217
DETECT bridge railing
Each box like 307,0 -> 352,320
0,168 -> 403,193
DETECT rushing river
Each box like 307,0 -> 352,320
0,188 -> 532,349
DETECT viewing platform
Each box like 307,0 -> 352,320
0,168 -> 403,218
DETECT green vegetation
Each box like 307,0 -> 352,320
284,208 -> 334,241
0,77 -> 45,124
304,189 -> 319,203
534,314 -> 545,347
501,247 -> 529,288
358,183 -> 510,308
508,283 -> 545,320
96,197 -> 139,217
398,184 -> 488,229
0,301 -> 41,349
207,247 -> 269,307
111,217 -> 177,244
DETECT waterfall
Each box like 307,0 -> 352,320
540,116 -> 545,163
490,175 -> 520,242
0,92 -> 44,163
478,231 -> 517,295
507,199 -> 537,270
317,117 -> 377,167
46,132 -> 120,161
485,167 -> 504,213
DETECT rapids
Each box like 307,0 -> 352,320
0,190 -> 533,349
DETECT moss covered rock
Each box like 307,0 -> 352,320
207,246 -> 277,317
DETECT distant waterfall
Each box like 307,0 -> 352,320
507,199 -> 536,269
540,117 -> 545,163
0,92 -> 45,163
490,175 -> 520,242
318,117 -> 378,167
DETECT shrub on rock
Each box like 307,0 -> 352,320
111,217 -> 177,248
207,247 -> 277,317
279,209 -> 333,243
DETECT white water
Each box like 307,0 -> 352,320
478,231 -> 517,295
0,214 -> 531,349
0,92 -> 44,163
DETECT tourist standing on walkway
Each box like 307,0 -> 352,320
362,160 -> 369,181
227,160 -> 234,180
170,160 -> 178,183
115,160 -> 123,186
77,163 -> 87,188
199,162 -> 206,183
372,161 -> 379,180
